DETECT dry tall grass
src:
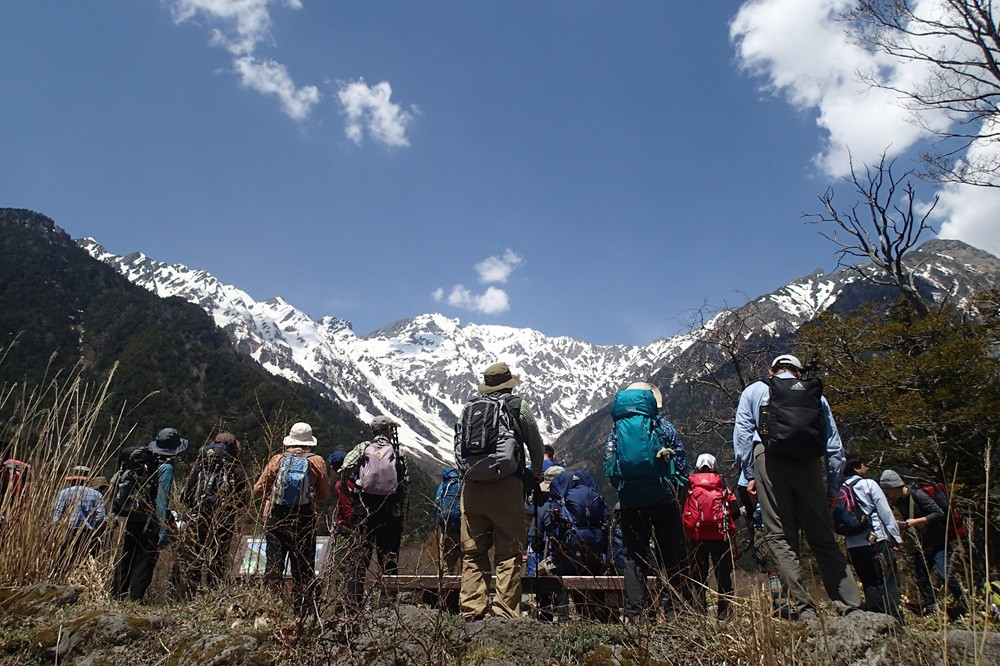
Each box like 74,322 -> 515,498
0,358 -> 129,588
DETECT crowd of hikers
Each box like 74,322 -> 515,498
0,356 -> 982,625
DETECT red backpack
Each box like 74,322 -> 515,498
682,472 -> 737,541
921,483 -> 968,542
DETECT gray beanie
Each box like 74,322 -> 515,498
879,469 -> 904,489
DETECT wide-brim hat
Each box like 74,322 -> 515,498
626,381 -> 663,409
540,464 -> 566,492
478,362 -> 520,393
149,427 -> 189,456
283,422 -> 317,448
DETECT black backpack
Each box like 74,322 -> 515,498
832,477 -> 871,537
759,376 -> 826,460
183,443 -> 238,516
111,445 -> 161,515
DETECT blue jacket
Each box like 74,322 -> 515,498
733,372 -> 845,494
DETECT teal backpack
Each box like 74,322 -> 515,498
605,388 -> 680,508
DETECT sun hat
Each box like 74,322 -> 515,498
771,354 -> 803,371
695,453 -> 717,471
478,362 -> 520,393
370,415 -> 400,432
540,465 -> 566,492
879,469 -> 905,489
148,427 -> 189,456
282,422 -> 317,448
626,381 -> 663,409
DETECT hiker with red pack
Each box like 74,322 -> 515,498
341,415 -> 409,590
879,469 -> 969,617
682,453 -> 739,620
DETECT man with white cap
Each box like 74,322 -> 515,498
254,422 -> 329,615
683,453 -> 739,620
733,354 -> 861,620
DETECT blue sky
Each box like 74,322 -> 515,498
3,1 -> 998,345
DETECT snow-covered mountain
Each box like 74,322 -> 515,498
80,239 -> 692,462
80,237 -> 1000,466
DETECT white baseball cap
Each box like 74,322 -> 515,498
771,354 -> 803,370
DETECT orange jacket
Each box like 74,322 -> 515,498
253,447 -> 330,507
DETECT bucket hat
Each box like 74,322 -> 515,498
478,362 -> 520,393
695,453 -> 717,471
149,427 -> 189,456
282,422 -> 317,448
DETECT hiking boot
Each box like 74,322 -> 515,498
796,608 -> 818,622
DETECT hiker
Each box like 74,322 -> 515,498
537,468 -> 610,621
327,450 -> 355,537
733,354 -> 861,620
253,422 -> 329,615
0,458 -> 31,532
604,380 -> 690,618
326,449 -> 364,609
526,464 -> 565,581
454,362 -> 544,620
542,445 -> 558,472
838,457 -> 904,622
433,466 -> 463,575
52,471 -> 107,562
112,427 -> 187,602
179,432 -> 248,594
682,453 -> 739,620
341,415 -> 410,586
879,469 -> 969,616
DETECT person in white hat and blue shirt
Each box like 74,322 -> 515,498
253,422 -> 329,615
733,354 -> 861,620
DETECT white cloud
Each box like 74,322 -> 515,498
434,249 -> 524,315
475,249 -> 524,284
444,285 -> 511,315
731,0 -> 948,177
167,0 -> 320,121
234,56 -> 319,121
732,0 -> 1000,254
337,79 -> 413,147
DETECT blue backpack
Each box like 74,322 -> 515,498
605,388 -> 676,508
543,469 -> 608,575
434,467 -> 463,532
272,452 -> 314,507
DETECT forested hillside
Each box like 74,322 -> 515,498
0,208 -> 371,468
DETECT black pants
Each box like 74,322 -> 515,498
691,539 -> 735,619
113,516 -> 160,602
848,540 -> 903,622
620,501 -> 689,614
265,506 -> 317,615
357,497 -> 403,577
178,516 -> 237,595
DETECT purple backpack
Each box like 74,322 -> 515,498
359,441 -> 399,496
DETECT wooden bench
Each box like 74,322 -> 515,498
382,575 -> 656,593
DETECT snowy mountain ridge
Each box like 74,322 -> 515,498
80,238 -> 1000,465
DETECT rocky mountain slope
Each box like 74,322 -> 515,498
81,237 -> 1000,466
